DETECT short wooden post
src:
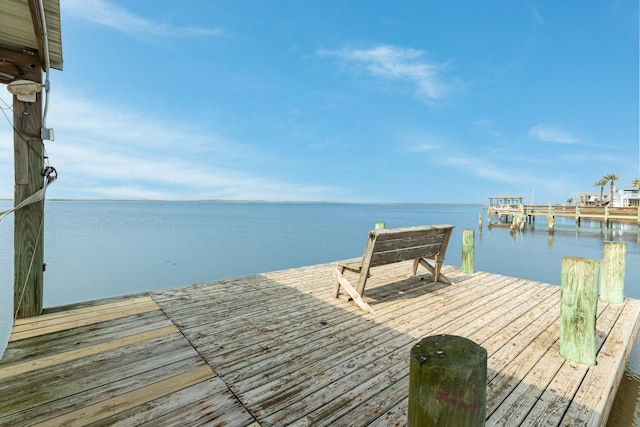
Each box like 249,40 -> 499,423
601,241 -> 627,304
478,212 -> 482,227
408,334 -> 487,427
560,257 -> 599,366
462,229 -> 474,274
375,222 -> 386,230
548,215 -> 555,233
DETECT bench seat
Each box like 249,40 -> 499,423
333,224 -> 454,313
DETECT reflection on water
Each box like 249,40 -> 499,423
609,337 -> 640,426
608,369 -> 640,426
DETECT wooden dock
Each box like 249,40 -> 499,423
488,205 -> 640,226
1,261 -> 639,426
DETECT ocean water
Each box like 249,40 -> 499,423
1,200 -> 639,424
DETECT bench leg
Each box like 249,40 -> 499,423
416,257 -> 452,285
411,258 -> 420,276
333,269 -> 375,314
332,265 -> 346,298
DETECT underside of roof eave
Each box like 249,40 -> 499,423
28,0 -> 63,72
0,0 -> 63,79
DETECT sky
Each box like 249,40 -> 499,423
0,0 -> 638,203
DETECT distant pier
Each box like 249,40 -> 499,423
488,205 -> 640,227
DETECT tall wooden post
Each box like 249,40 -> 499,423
559,257 -> 599,366
601,241 -> 626,304
462,229 -> 474,274
11,59 -> 45,318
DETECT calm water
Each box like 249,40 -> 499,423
1,200 -> 639,424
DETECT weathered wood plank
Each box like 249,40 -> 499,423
14,296 -> 156,326
10,297 -> 159,341
0,348 -> 203,420
30,365 -> 215,426
1,310 -> 174,365
93,377 -> 256,427
0,325 -> 178,380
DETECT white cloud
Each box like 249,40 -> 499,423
1,90 -> 345,201
63,0 -> 223,38
409,143 -> 439,152
402,136 -> 441,153
318,45 -> 453,101
529,124 -> 579,144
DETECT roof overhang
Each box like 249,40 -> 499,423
0,0 -> 63,84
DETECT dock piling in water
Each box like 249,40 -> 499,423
601,241 -> 627,304
462,229 -> 475,274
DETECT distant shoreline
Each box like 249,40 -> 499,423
0,199 -> 484,206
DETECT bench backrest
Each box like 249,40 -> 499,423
363,224 -> 454,268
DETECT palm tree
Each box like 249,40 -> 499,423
632,178 -> 640,189
603,173 -> 620,206
594,179 -> 607,206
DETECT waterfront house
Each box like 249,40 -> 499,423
619,187 -> 640,207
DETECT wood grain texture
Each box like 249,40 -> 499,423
1,261 -> 637,426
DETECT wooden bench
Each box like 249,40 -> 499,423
333,224 -> 455,314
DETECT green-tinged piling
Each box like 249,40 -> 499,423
560,257 -> 599,366
462,229 -> 475,274
601,241 -> 627,304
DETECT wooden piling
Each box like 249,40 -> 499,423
559,257 -> 599,366
12,58 -> 45,318
408,334 -> 487,427
601,241 -> 627,304
461,229 -> 474,274
548,215 -> 555,233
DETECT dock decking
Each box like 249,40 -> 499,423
1,261 -> 639,426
